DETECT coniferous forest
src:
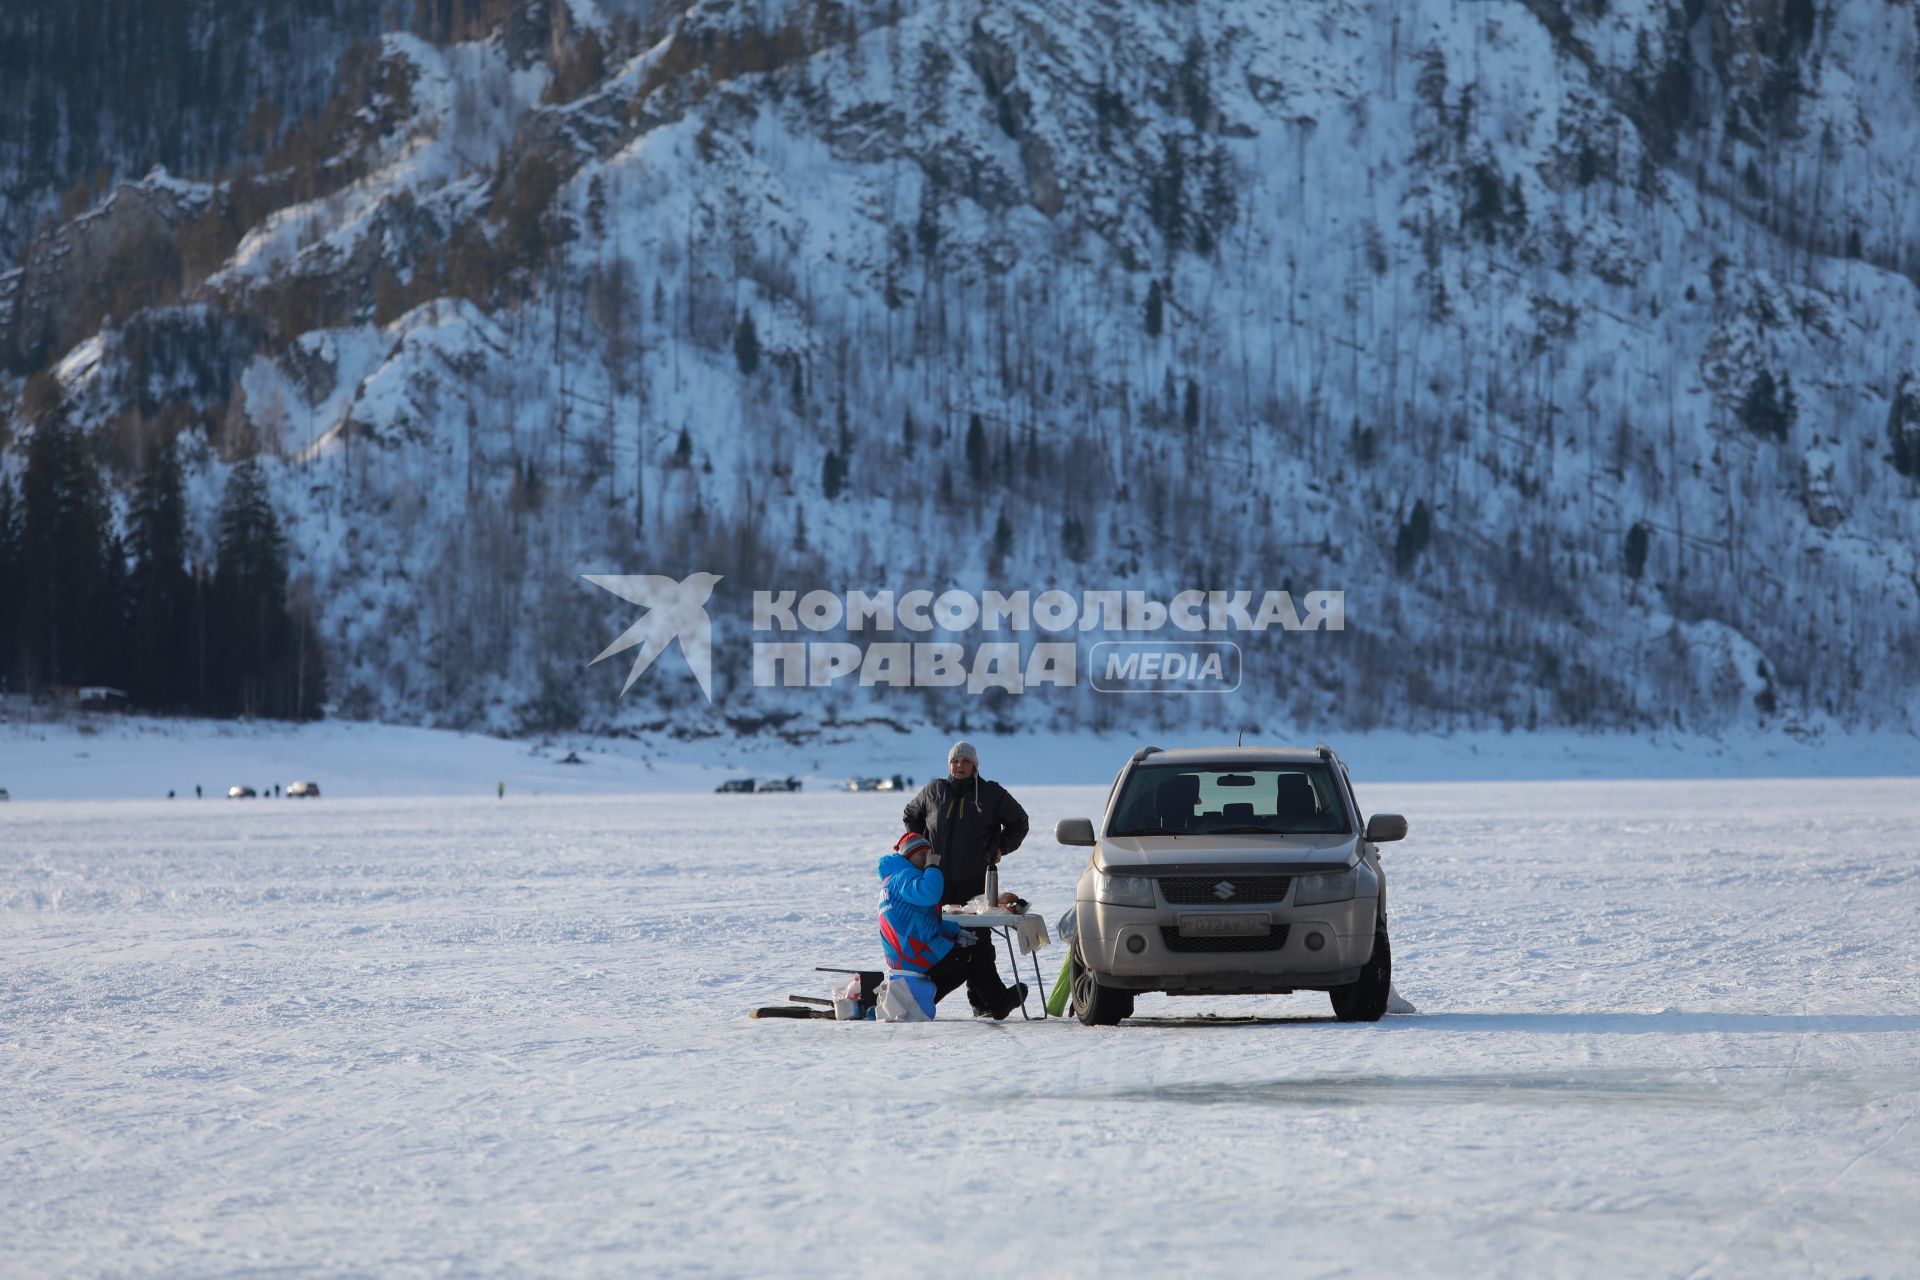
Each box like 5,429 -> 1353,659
0,374 -> 324,716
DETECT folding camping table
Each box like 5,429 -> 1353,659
944,908 -> 1050,1020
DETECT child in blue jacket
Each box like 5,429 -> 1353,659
878,832 -> 1023,1019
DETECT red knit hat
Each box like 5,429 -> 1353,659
894,832 -> 932,859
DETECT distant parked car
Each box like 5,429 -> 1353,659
843,777 -> 881,792
228,785 -> 257,799
0,787 -> 10,801
874,774 -> 909,792
715,778 -> 757,794
286,781 -> 321,798
756,776 -> 802,793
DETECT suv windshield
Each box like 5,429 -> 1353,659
1108,762 -> 1352,837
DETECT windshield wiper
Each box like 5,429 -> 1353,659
1208,824 -> 1284,835
1112,825 -> 1179,837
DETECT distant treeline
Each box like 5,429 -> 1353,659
0,376 -> 324,719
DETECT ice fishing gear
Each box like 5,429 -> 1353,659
816,967 -> 882,1019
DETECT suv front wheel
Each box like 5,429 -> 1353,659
1328,918 -> 1392,1022
1070,940 -> 1136,1026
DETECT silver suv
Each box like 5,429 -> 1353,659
1056,745 -> 1407,1025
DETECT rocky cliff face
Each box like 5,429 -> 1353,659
3,175 -> 213,372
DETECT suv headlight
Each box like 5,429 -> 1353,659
1293,868 -> 1358,905
1095,870 -> 1156,908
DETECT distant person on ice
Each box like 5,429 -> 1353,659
899,739 -> 1029,1017
877,832 -> 1025,1020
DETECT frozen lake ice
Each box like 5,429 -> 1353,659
4,777 -> 1917,1276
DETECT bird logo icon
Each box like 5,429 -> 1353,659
584,571 -> 724,701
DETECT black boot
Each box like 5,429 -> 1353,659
975,982 -> 1028,1021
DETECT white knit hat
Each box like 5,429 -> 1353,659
948,739 -> 979,765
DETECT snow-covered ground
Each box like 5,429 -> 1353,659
7,712 -> 1920,802
4,775 -> 1917,1275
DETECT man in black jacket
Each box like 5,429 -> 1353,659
900,739 -> 1031,1016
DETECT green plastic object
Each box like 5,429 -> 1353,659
1045,957 -> 1073,1017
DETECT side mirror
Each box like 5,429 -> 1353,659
1055,817 -> 1097,846
1365,813 -> 1408,843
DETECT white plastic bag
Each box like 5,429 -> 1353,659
874,973 -> 936,1022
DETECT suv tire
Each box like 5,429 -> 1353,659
1328,918 -> 1392,1022
1070,941 -> 1135,1026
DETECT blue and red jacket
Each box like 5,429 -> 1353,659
877,852 -> 964,972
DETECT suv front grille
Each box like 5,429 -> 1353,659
1160,925 -> 1291,953
1158,875 -> 1293,905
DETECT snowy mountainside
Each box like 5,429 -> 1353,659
4,0 -> 1920,740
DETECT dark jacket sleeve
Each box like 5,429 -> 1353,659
994,783 -> 1029,855
903,781 -> 934,835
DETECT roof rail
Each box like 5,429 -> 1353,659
1130,745 -> 1164,762
1316,744 -> 1334,760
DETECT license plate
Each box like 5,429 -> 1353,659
1177,912 -> 1272,937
